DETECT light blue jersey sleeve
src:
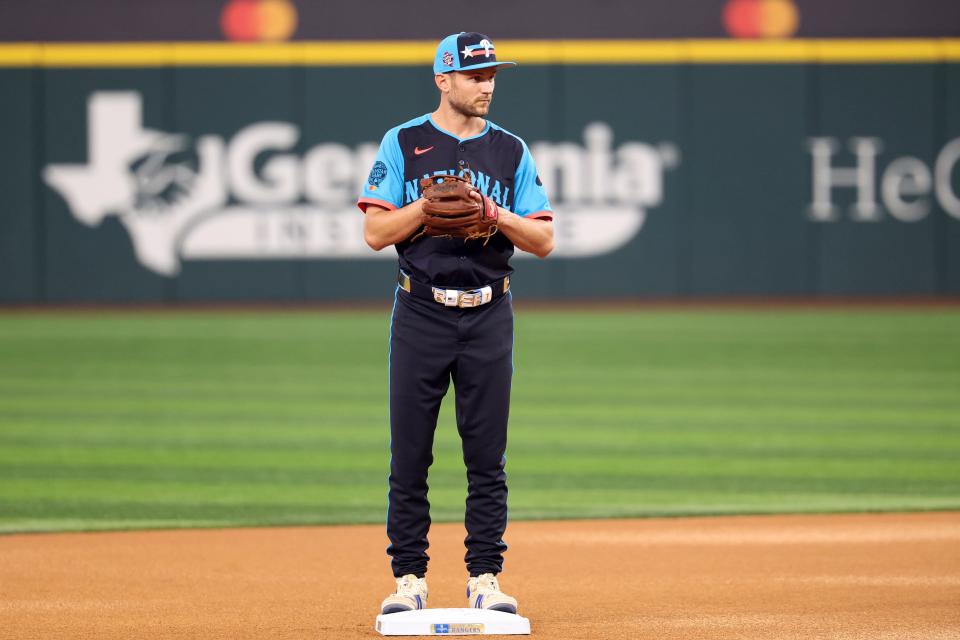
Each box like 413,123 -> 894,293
512,141 -> 553,219
357,127 -> 405,213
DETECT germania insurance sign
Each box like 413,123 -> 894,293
44,92 -> 679,276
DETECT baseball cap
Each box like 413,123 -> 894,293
433,32 -> 517,74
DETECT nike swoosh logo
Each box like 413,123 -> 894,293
414,146 -> 434,156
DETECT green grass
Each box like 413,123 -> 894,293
1,308 -> 958,533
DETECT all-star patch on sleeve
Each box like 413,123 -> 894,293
512,140 -> 552,220
357,127 -> 405,213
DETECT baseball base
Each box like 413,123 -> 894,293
375,608 -> 531,636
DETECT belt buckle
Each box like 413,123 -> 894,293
432,287 -> 484,308
435,288 -> 461,307
458,290 -> 482,308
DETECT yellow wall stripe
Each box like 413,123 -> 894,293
0,44 -> 40,66
0,39 -> 959,67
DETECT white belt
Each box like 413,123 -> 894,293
431,286 -> 493,308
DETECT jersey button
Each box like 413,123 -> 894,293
458,159 -> 465,166
458,144 -> 465,152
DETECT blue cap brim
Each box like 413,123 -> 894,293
440,61 -> 517,73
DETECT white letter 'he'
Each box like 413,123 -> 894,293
807,137 -> 882,222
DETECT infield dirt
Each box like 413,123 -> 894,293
1,512 -> 958,639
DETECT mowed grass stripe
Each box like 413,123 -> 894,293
0,309 -> 958,533
2,426 -> 956,457
4,376 -> 960,408
2,384 -> 958,420
2,407 -> 956,433
0,461 -> 952,494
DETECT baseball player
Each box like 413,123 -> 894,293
358,32 -> 554,616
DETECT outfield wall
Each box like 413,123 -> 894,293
2,41 -> 960,302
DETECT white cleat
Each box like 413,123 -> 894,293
467,573 -> 518,614
381,574 -> 428,615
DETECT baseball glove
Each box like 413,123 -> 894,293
413,173 -> 499,243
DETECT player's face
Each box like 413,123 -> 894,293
448,68 -> 497,118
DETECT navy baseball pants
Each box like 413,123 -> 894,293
387,286 -> 513,578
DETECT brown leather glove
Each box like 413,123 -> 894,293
413,174 -> 499,242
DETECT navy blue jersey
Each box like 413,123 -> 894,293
358,114 -> 552,288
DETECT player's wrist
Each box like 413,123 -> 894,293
495,208 -> 518,227
411,198 -> 427,220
